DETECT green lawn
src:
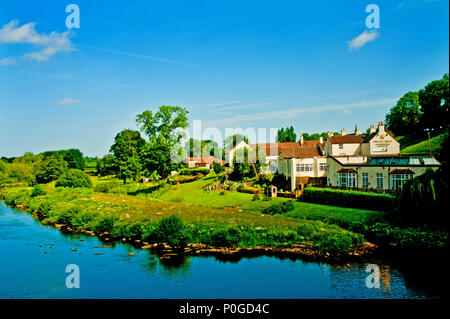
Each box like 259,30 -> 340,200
397,132 -> 445,155
145,177 -> 385,224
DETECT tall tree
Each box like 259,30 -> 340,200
136,106 -> 189,178
110,129 -> 146,183
385,91 -> 423,136
419,73 -> 449,132
136,106 -> 189,145
36,154 -> 68,184
63,149 -> 86,170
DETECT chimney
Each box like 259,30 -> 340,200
341,129 -> 346,136
319,137 -> 323,144
378,121 -> 385,133
327,131 -> 333,137
300,134 -> 304,146
355,126 -> 361,135
370,125 -> 376,134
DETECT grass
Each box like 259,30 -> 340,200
1,183 -> 367,254
144,177 -> 385,223
397,132 -> 446,155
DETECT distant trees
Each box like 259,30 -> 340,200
277,126 -> 296,142
224,134 -> 248,150
96,154 -> 118,176
185,138 -> 222,158
386,73 -> 449,136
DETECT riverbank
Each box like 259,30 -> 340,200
0,185 -> 379,262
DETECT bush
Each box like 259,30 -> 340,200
262,201 -> 295,215
302,187 -> 395,212
55,169 -> 92,188
94,180 -> 124,193
147,215 -> 191,247
1,188 -> 31,207
179,168 -> 211,176
168,174 -> 203,185
36,154 -> 67,184
31,184 -> 47,197
209,227 -> 242,247
237,186 -> 263,194
213,162 -> 224,174
94,215 -> 119,233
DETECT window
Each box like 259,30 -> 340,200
390,174 -> 414,191
296,164 -> 313,172
339,144 -> 344,150
319,163 -> 327,171
362,173 -> 369,188
376,173 -> 383,189
338,172 -> 357,188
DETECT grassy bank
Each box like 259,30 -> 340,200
1,185 -> 367,256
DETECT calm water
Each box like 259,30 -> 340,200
0,202 -> 436,299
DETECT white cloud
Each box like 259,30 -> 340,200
204,98 -> 396,127
348,30 -> 379,51
0,57 -> 16,66
57,98 -> 79,105
0,20 -> 74,64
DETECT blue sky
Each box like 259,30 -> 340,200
0,0 -> 448,157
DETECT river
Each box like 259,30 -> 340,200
0,202 -> 438,299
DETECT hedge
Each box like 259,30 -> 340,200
179,168 -> 212,176
301,187 -> 395,212
237,186 -> 263,194
168,174 -> 203,185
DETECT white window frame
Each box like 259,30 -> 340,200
376,173 -> 383,189
338,172 -> 357,188
390,174 -> 414,191
362,173 -> 369,188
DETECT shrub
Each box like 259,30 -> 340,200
1,188 -> 31,207
302,187 -> 395,212
94,215 -> 119,233
261,200 -> 295,215
237,186 -> 263,194
55,169 -> 92,188
179,168 -> 211,176
168,174 -> 202,185
36,154 -> 67,184
94,180 -> 124,194
148,215 -> 191,247
213,162 -> 224,174
31,184 -> 47,197
209,227 -> 242,247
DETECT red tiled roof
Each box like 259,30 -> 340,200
389,169 -> 415,175
329,135 -> 364,144
186,156 -> 224,164
337,168 -> 357,173
279,141 -> 321,159
248,143 -> 281,157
